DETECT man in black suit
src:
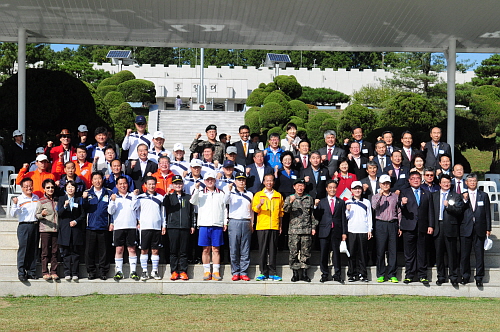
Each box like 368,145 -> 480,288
315,179 -> 347,283
344,126 -> 374,159
125,143 -> 158,192
300,152 -> 329,201
360,161 -> 379,201
420,127 -> 452,168
245,150 -> 273,194
398,171 -> 434,285
460,173 -> 492,287
293,140 -> 311,172
435,154 -> 452,179
319,130 -> 345,176
451,164 -> 468,194
347,141 -> 368,180
373,141 -> 392,176
233,125 -> 257,167
400,130 -> 418,168
432,174 -> 463,286
383,150 -> 410,194
380,131 -> 400,156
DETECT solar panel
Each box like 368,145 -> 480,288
267,53 -> 291,63
106,50 -> 132,58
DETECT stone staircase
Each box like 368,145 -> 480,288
158,110 -> 245,153
0,213 -> 499,297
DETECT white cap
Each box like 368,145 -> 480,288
78,125 -> 88,132
35,147 -> 45,154
379,174 -> 391,183
173,143 -> 184,151
351,181 -> 363,189
203,171 -> 217,180
35,154 -> 49,162
190,159 -> 202,167
12,130 -> 23,137
153,131 -> 164,139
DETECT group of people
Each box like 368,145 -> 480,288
10,118 -> 492,286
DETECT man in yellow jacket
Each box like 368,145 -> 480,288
252,173 -> 284,281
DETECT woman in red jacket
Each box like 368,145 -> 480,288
332,157 -> 357,201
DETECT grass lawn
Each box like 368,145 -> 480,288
0,294 -> 498,331
462,148 -> 493,175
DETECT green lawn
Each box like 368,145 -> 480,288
1,294 -> 498,331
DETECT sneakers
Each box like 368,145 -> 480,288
232,274 -> 240,281
403,278 -> 412,284
72,276 -> 79,281
170,272 -> 179,280
141,271 -> 149,281
377,277 -> 385,283
420,278 -> 429,285
269,275 -> 282,281
179,272 -> 189,280
65,275 -> 71,281
348,276 -> 356,282
113,271 -> 124,281
390,277 -> 399,283
130,271 -> 140,281
240,275 -> 251,281
51,274 -> 60,280
203,272 -> 212,280
359,276 -> 369,282
43,274 -> 51,281
255,274 -> 267,281
211,272 -> 222,281
151,271 -> 161,280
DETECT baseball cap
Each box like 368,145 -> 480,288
226,146 -> 237,154
36,154 -> 49,162
351,181 -> 363,189
223,160 -> 235,168
135,115 -> 147,124
235,172 -> 247,179
190,159 -> 202,167
293,178 -> 306,185
57,129 -> 71,138
12,130 -> 23,137
35,147 -> 44,154
172,175 -> 183,183
78,125 -> 88,132
203,171 -> 217,180
379,174 -> 391,183
205,124 -> 217,132
173,143 -> 184,151
153,131 -> 164,139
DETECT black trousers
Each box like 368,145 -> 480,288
257,230 -> 278,276
460,232 -> 486,282
168,228 -> 190,273
319,230 -> 341,278
85,229 -> 109,277
60,244 -> 81,277
347,232 -> 368,278
17,223 -> 38,277
434,226 -> 458,283
375,220 -> 398,278
402,229 -> 427,280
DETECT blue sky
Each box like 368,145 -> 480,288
49,44 -> 494,71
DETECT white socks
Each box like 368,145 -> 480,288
140,254 -> 148,272
151,255 -> 160,272
115,258 -> 123,272
203,264 -> 211,273
213,264 -> 220,273
129,256 -> 137,273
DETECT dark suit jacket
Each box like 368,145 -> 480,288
461,190 -> 491,237
293,153 -> 311,173
422,141 -> 452,168
398,187 -> 435,232
246,163 -> 273,194
315,196 -> 347,239
360,176 -> 379,201
373,155 -> 392,176
57,195 -> 85,246
348,156 -> 368,180
451,178 -> 468,194
385,145 -> 401,156
318,145 -> 346,176
299,166 -> 329,200
400,147 -> 418,168
383,164 -> 410,192
233,140 -> 257,167
125,159 -> 158,193
359,140 -> 374,158
431,191 -> 464,238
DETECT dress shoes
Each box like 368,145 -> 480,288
333,276 -> 344,283
100,275 -> 107,280
436,279 -> 445,286
320,275 -> 328,283
476,280 -> 483,287
18,275 -> 27,282
460,278 -> 469,285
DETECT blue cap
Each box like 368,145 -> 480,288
223,160 -> 235,168
135,115 -> 147,124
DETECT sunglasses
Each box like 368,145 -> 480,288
60,135 -> 71,138
45,186 -> 55,189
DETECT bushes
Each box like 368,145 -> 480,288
117,79 -> 156,103
289,100 -> 309,121
244,107 -> 261,134
263,91 -> 290,110
274,75 -> 302,99
338,104 -> 378,141
259,102 -> 288,129
306,113 -> 337,150
109,102 -> 135,143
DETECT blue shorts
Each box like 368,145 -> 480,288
198,226 -> 224,247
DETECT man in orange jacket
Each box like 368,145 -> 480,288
142,155 -> 174,195
16,154 -> 55,198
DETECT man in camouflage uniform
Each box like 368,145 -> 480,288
283,178 -> 318,282
190,124 -> 226,163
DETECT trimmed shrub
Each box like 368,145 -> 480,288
103,91 -> 125,108
338,104 -> 378,142
259,102 -> 288,129
306,112 -> 338,151
244,107 -> 261,134
289,99 -> 309,121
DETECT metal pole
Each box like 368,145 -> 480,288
446,38 -> 456,163
200,48 -> 205,104
18,27 -> 26,136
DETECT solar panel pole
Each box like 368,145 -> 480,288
17,27 -> 26,136
446,38 -> 456,163
200,48 -> 205,104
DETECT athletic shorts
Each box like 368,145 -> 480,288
139,229 -> 162,250
113,228 -> 138,247
198,226 -> 224,247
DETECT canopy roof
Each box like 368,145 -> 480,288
1,0 -> 500,52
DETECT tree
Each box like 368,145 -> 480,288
259,102 -> 288,130
337,104 -> 378,141
109,102 -> 135,143
472,54 -> 500,87
288,100 -> 309,122
117,79 -> 156,103
306,113 -> 337,150
263,91 -> 290,110
274,75 -> 302,99
469,85 -> 500,135
244,107 -> 261,134
298,87 -> 350,106
56,56 -> 111,86
351,85 -> 400,108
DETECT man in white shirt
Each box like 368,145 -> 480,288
122,115 -> 153,160
451,163 -> 467,194
373,141 -> 391,176
170,143 -> 190,176
148,131 -> 171,163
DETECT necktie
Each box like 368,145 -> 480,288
388,146 -> 393,155
406,149 -> 411,160
439,192 -> 446,220
243,142 -> 247,156
303,156 -> 307,168
394,168 -> 399,178
434,144 -> 438,157
471,192 -> 476,211
330,198 -> 335,228
327,148 -> 332,161
456,180 -> 461,194
414,189 -> 420,206
380,157 -> 385,170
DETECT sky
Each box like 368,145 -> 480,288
49,44 -> 494,71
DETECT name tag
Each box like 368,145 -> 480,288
438,149 -> 445,154
332,155 -> 339,160
478,201 -> 484,206
249,149 -> 255,153
400,174 -> 406,179
362,164 -> 367,169
321,176 -> 326,180
291,175 -> 297,179
102,196 -> 109,202
377,188 -> 381,193
81,170 -> 88,175
73,203 -> 79,208
362,149 -> 368,154
72,156 -> 77,161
